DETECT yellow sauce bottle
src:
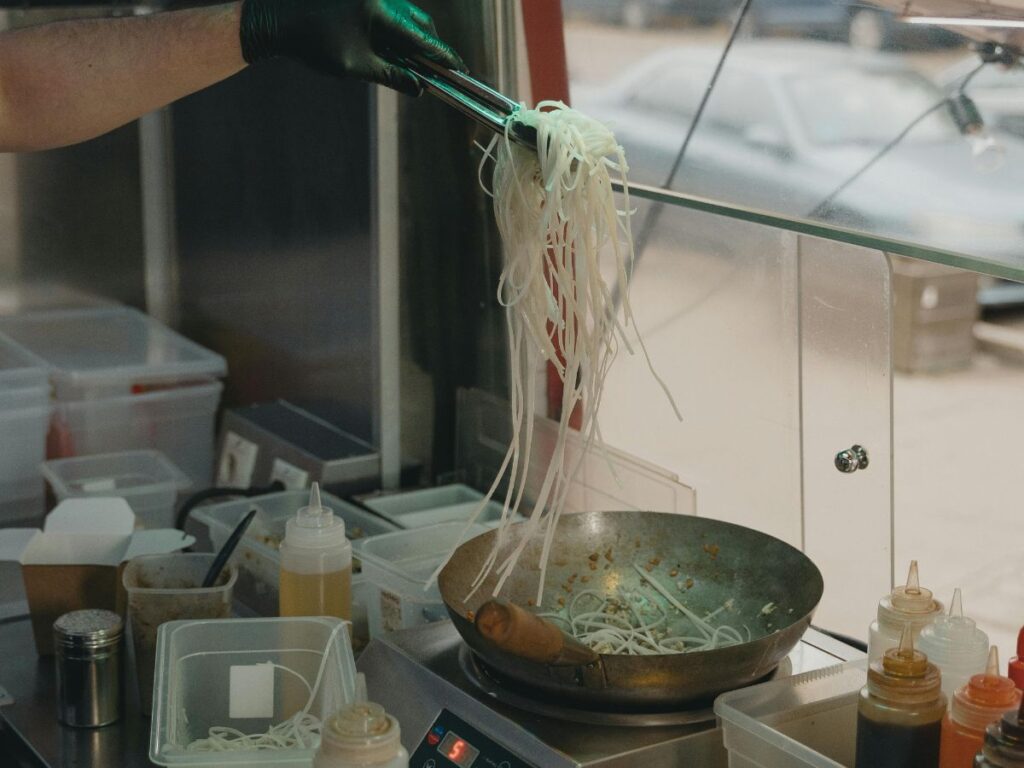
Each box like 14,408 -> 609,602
279,483 -> 352,620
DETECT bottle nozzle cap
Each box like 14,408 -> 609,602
950,587 -> 963,619
906,560 -> 921,595
285,482 -> 347,547
988,646 -> 1001,677
882,622 -> 929,676
889,560 -> 936,613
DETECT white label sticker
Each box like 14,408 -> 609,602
229,663 -> 275,719
217,432 -> 259,488
80,478 -> 117,493
269,459 -> 309,491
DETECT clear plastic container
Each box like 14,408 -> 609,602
0,307 -> 226,400
353,522 -> 489,638
0,402 -> 51,525
123,553 -> 237,715
716,659 -> 869,768
314,702 -> 408,768
49,381 -> 222,486
0,331 -> 49,393
362,484 -> 505,528
150,617 -> 357,767
42,450 -> 192,530
192,490 -> 398,620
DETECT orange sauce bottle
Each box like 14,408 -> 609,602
940,647 -> 1021,768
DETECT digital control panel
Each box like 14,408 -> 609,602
410,710 -> 536,768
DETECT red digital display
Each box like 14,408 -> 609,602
438,731 -> 480,767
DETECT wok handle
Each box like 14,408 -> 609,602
475,600 -> 599,666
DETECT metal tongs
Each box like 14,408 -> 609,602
404,54 -> 538,151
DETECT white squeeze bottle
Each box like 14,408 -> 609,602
918,587 -> 990,697
313,702 -> 409,768
279,483 -> 352,619
868,560 -> 944,662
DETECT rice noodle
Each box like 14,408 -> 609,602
437,101 -> 681,606
538,573 -> 746,655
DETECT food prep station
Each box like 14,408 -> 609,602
2,1 -> 1024,767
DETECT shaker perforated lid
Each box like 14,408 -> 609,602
53,609 -> 123,651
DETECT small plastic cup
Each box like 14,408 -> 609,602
123,553 -> 236,716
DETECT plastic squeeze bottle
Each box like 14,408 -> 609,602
919,588 -> 991,697
279,483 -> 352,619
940,647 -> 1022,768
856,624 -> 947,768
313,702 -> 409,768
974,696 -> 1024,767
869,560 -> 944,662
1009,627 -> 1024,690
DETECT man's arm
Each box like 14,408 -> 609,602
0,0 -> 463,152
0,5 -> 245,151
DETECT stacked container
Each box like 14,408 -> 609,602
0,334 -> 51,525
353,522 -> 489,639
0,307 -> 226,485
41,450 -> 192,529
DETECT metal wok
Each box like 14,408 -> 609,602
438,511 -> 824,710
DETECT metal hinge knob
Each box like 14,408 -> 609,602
835,445 -> 869,473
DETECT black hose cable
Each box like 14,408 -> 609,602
807,60 -> 987,220
612,0 -> 756,310
811,624 -> 868,654
176,480 -> 286,531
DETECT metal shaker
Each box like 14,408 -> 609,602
54,609 -> 123,727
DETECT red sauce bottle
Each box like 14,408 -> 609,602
940,647 -> 1021,768
1009,627 -> 1024,691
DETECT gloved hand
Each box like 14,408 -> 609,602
240,0 -> 465,95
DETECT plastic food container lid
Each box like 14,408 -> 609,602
0,307 -> 226,388
41,450 -> 192,500
0,332 -> 49,391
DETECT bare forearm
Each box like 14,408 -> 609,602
0,4 -> 245,151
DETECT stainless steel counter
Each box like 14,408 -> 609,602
0,613 -> 153,768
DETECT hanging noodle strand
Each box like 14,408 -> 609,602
438,101 -> 681,605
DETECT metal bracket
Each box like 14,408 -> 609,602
835,445 -> 870,473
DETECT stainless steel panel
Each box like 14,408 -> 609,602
169,61 -> 376,438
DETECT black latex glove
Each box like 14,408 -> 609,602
240,0 -> 465,95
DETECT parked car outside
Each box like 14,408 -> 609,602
746,0 -> 963,50
574,41 -> 1024,261
562,0 -> 736,29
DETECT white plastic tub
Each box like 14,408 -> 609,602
353,522 -> 489,638
151,617 -> 356,767
0,334 -> 50,524
715,659 -> 868,768
0,403 -> 50,525
0,307 -> 226,400
42,450 -> 193,529
49,381 -> 222,486
362,484 -> 505,528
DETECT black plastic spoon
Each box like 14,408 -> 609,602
201,508 -> 258,588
